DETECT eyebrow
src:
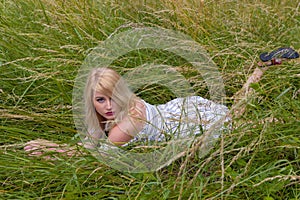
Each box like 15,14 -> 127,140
94,95 -> 106,98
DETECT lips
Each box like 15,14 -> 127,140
105,112 -> 114,116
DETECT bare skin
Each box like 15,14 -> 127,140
24,59 -> 286,158
232,66 -> 269,117
24,96 -> 146,158
93,92 -> 121,120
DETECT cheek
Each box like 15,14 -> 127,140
93,101 -> 102,113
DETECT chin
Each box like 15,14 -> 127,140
105,116 -> 115,120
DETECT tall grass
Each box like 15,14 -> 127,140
1,0 -> 299,199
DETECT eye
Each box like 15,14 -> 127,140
96,97 -> 105,103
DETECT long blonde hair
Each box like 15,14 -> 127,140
84,67 -> 138,139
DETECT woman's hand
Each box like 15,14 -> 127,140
24,139 -> 80,159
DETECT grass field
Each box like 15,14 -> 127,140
1,0 -> 300,199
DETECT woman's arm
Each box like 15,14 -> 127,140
107,125 -> 134,146
108,100 -> 146,146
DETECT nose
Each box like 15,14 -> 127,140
106,99 -> 112,110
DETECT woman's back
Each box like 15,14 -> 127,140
135,96 -> 230,143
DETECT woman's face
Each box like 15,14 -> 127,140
93,91 -> 121,120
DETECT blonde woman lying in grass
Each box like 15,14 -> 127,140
24,47 -> 299,158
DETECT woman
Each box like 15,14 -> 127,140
83,67 -> 229,148
83,67 -> 147,147
25,46 -> 298,156
24,67 -> 230,156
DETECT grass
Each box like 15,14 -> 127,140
1,0 -> 300,199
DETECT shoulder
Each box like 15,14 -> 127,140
129,98 -> 146,119
110,99 -> 146,142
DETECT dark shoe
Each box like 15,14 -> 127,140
260,47 -> 299,62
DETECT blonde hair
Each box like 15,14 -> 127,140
84,67 -> 138,140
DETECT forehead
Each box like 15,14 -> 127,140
93,91 -> 109,98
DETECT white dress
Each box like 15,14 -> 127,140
89,96 -> 230,172
133,96 -> 230,143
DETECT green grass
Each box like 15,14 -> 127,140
1,0 -> 300,199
